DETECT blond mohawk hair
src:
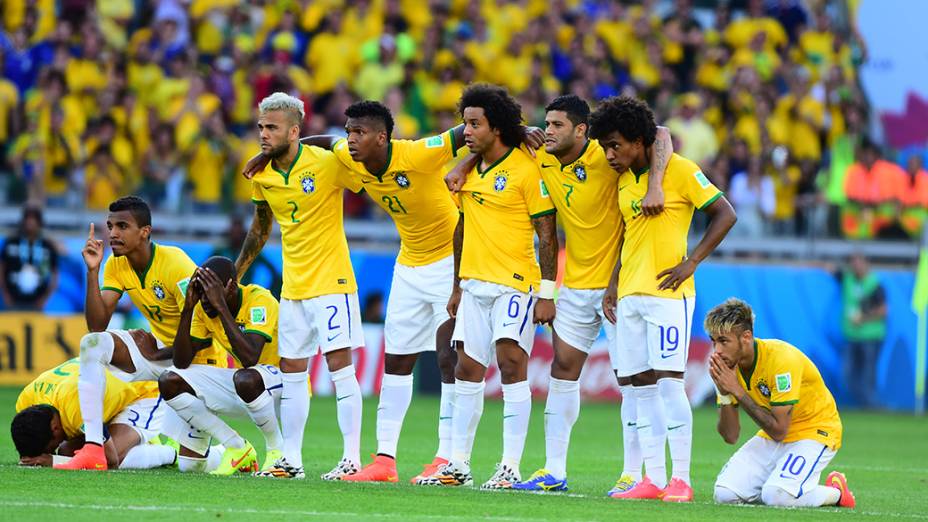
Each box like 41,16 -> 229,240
704,298 -> 755,337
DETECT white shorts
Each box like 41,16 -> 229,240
614,294 -> 695,377
385,256 -> 453,355
110,396 -> 165,444
109,329 -> 171,382
451,280 -> 537,368
160,406 -> 212,456
167,364 -> 283,417
552,287 -> 614,353
279,293 -> 364,359
715,436 -> 837,502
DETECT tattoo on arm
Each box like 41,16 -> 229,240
235,203 -> 272,277
737,393 -> 790,438
532,213 -> 558,281
648,127 -> 672,188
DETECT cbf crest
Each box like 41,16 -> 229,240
757,379 -> 771,398
151,280 -> 166,300
300,173 -> 316,194
493,171 -> 509,192
394,172 -> 410,189
574,164 -> 587,182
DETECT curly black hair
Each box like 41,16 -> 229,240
109,195 -> 152,228
545,95 -> 590,127
11,405 -> 57,457
458,84 -> 523,148
589,96 -> 657,147
345,100 -> 395,139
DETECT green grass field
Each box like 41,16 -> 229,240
1,388 -> 925,521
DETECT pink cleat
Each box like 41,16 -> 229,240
609,476 -> 664,500
826,471 -> 856,508
662,478 -> 694,502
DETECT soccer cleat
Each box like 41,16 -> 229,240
54,443 -> 107,471
480,463 -> 521,490
253,456 -> 305,479
260,449 -> 283,472
342,454 -> 399,483
609,476 -> 664,499
512,468 -> 568,492
826,471 -> 856,508
606,474 -> 639,496
418,461 -> 473,487
210,441 -> 258,476
662,478 -> 694,502
321,457 -> 360,481
410,456 -> 449,484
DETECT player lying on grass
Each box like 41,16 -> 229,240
707,298 -> 856,508
159,256 -> 287,476
12,358 -> 176,470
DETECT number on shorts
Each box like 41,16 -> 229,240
126,409 -> 141,426
659,325 -> 679,354
507,295 -> 520,318
261,364 -> 279,375
326,305 -> 340,331
779,453 -> 807,478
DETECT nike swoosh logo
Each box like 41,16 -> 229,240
619,185 -> 629,191
626,422 -> 636,427
124,287 -> 136,291
636,424 -> 651,430
187,431 -> 205,440
327,333 -> 343,342
438,416 -> 452,420
502,322 -> 518,327
503,414 -> 518,419
336,395 -> 352,401
230,447 -> 254,468
544,411 -> 556,416
661,352 -> 677,359
541,163 -> 555,168
667,424 -> 685,431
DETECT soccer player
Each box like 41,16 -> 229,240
597,96 -> 736,501
706,298 -> 856,508
13,358 -> 176,470
428,84 -> 558,489
158,256 -> 285,476
64,196 -> 226,470
236,92 -> 364,480
242,101 -> 473,483
446,95 -> 674,492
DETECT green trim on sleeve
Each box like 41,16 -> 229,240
699,191 -> 724,211
770,400 -> 799,406
449,129 -> 459,158
530,208 -> 557,219
244,329 -> 273,342
100,286 -> 123,295
190,336 -> 212,344
251,198 -> 266,204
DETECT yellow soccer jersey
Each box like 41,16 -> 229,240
618,154 -> 722,300
727,338 -> 843,450
332,129 -> 463,267
190,284 -> 280,367
459,147 -> 556,293
101,243 -> 227,367
16,359 -> 149,439
251,144 -> 358,300
536,139 -> 620,289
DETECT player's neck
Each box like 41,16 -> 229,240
127,240 -> 153,272
363,144 -> 390,176
480,141 -> 510,169
229,287 -> 242,315
630,149 -> 649,173
272,142 -> 301,172
738,340 -> 756,373
556,139 -> 587,166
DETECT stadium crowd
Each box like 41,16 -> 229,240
0,0 -> 918,240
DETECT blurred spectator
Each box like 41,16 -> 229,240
362,291 -> 385,324
142,124 -> 184,212
0,206 -> 59,310
666,92 -> 718,169
728,156 -> 776,237
842,139 -> 906,239
898,155 -> 928,238
185,110 -> 236,213
85,145 -> 123,210
840,253 -> 886,409
355,34 -> 404,102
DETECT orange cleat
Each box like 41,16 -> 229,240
662,478 -> 694,502
54,443 -> 107,471
609,476 -> 664,500
410,457 -> 449,484
342,454 -> 399,483
826,471 -> 856,508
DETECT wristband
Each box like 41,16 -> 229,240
717,393 -> 735,405
537,279 -> 556,299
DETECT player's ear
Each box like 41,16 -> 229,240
140,224 -> 152,241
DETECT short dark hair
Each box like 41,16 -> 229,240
21,205 -> 43,227
458,84 -> 523,148
109,196 -> 152,228
589,96 -> 657,147
545,95 -> 591,127
11,405 -> 56,457
345,101 -> 394,139
201,256 -> 236,285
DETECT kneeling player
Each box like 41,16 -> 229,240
159,256 -> 286,476
12,358 -> 175,470
706,298 -> 855,509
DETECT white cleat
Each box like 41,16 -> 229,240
321,457 -> 359,481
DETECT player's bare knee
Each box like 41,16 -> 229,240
384,353 -> 417,375
233,369 -> 265,402
551,353 -> 582,381
616,374 -> 633,386
158,371 -> 193,400
760,484 -> 796,507
497,355 -> 526,384
713,485 -> 743,504
630,370 -> 657,386
437,342 -> 458,380
325,348 -> 352,372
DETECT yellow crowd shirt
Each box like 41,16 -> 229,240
251,145 -> 358,300
16,359 -> 158,439
101,242 -> 226,367
332,129 -> 463,267
728,338 -> 843,450
535,139 -> 620,289
459,147 -> 556,293
190,284 -> 280,367
618,154 -> 722,300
